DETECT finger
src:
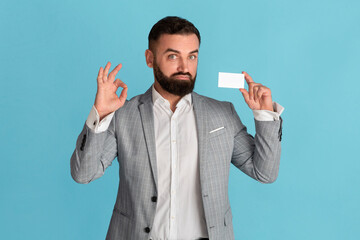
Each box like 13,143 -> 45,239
103,62 -> 111,81
242,71 -> 255,85
239,88 -> 250,103
253,85 -> 260,102
118,82 -> 128,105
108,64 -> 122,81
97,67 -> 104,83
249,83 -> 261,101
113,78 -> 127,89
257,87 -> 266,101
248,82 -> 254,100
119,87 -> 128,104
261,86 -> 271,97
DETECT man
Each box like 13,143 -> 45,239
71,16 -> 284,240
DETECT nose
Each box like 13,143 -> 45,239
177,57 -> 189,73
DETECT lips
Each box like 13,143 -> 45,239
174,75 -> 190,80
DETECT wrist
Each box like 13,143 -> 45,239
98,110 -> 109,121
260,101 -> 274,111
263,107 -> 274,112
259,105 -> 274,111
94,105 -> 108,121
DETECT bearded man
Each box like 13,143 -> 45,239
71,16 -> 284,240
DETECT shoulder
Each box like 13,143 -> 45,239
192,92 -> 235,115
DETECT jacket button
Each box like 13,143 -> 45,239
151,196 -> 157,202
144,227 -> 151,233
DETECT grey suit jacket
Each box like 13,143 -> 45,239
71,87 -> 282,240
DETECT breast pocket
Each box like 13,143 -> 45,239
209,126 -> 226,138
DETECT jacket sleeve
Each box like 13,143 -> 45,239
70,114 -> 118,184
230,103 -> 282,183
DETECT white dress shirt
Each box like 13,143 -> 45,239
85,86 -> 284,240
150,87 -> 208,239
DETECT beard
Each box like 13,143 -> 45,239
153,61 -> 196,97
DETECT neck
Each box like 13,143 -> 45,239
154,81 -> 182,112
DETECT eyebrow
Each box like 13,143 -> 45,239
164,48 -> 199,54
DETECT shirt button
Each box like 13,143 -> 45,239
151,196 -> 157,202
144,227 -> 151,233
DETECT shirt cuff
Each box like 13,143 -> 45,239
252,102 -> 284,121
85,106 -> 115,133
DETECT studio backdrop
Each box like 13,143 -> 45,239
1,0 -> 359,239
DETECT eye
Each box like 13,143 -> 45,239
168,54 -> 177,60
189,55 -> 197,60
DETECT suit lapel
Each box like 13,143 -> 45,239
138,88 -> 158,191
192,93 -> 209,184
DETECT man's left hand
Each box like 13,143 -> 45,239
239,71 -> 274,111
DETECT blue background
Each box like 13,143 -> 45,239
1,0 -> 359,239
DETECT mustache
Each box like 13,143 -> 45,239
171,72 -> 192,78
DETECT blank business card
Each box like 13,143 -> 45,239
218,72 -> 244,89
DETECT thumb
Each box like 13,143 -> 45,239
113,79 -> 125,89
239,88 -> 250,103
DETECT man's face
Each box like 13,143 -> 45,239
149,34 -> 199,96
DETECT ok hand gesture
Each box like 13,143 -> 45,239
239,71 -> 274,111
94,62 -> 128,120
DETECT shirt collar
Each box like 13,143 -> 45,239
152,85 -> 192,107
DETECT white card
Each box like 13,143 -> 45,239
218,72 -> 244,89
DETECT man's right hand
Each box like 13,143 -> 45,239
94,62 -> 128,120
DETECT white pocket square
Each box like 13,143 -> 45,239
209,127 -> 225,133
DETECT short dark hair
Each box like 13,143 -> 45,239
148,16 -> 201,50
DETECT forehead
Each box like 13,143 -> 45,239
154,34 -> 199,54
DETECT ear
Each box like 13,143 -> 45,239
145,49 -> 154,68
